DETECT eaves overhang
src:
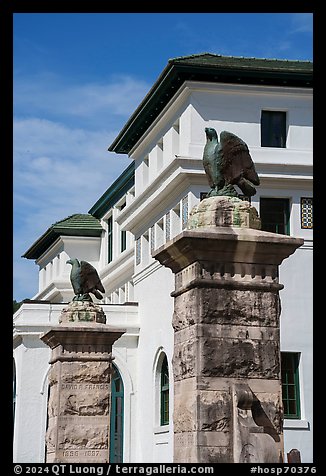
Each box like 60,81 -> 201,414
108,53 -> 313,155
22,214 -> 103,260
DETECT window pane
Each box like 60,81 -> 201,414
260,198 -> 290,235
160,356 -> 169,425
261,111 -> 286,148
110,365 -> 124,463
281,353 -> 300,419
287,385 -> 296,399
288,400 -> 297,416
121,230 -> 126,252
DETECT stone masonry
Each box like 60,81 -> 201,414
41,301 -> 125,463
153,196 -> 303,463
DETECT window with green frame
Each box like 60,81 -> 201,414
110,365 -> 124,462
260,198 -> 290,235
160,355 -> 169,426
281,353 -> 301,419
107,216 -> 113,263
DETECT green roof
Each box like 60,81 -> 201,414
23,214 -> 103,260
109,53 -> 313,154
170,52 -> 312,72
89,161 -> 135,218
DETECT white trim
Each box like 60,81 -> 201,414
38,374 -> 50,462
39,365 -> 51,395
111,349 -> 135,463
133,261 -> 162,286
153,425 -> 170,435
283,419 -> 310,430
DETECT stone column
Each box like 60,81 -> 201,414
153,197 -> 303,464
41,301 -> 125,463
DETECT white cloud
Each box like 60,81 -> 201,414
14,72 -> 150,128
13,115 -> 131,300
13,72 -> 149,300
14,116 -> 130,234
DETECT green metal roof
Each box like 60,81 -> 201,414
22,214 -> 103,260
89,161 -> 135,218
109,53 -> 313,155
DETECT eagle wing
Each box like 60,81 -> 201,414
219,131 -> 259,185
80,261 -> 105,294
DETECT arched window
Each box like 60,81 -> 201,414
160,355 -> 169,426
110,364 -> 124,462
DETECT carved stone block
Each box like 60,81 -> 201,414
173,287 -> 281,330
187,196 -> 261,230
41,321 -> 125,463
59,300 -> 106,325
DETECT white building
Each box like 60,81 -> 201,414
13,53 -> 313,463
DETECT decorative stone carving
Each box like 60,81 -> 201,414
187,196 -> 261,230
233,384 -> 283,463
59,300 -> 106,324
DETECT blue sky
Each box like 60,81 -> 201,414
13,12 -> 313,301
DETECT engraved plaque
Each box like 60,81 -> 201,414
56,448 -> 109,463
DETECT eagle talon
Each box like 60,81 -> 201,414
72,293 -> 92,302
208,184 -> 239,198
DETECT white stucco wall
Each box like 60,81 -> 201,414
133,263 -> 175,463
13,336 -> 51,463
279,244 -> 313,462
14,78 -> 313,463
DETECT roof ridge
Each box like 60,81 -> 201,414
169,52 -> 312,64
52,213 -> 98,226
169,52 -> 221,62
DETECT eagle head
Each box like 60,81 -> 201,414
205,127 -> 218,141
66,258 -> 80,267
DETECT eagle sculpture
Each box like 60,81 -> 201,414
203,128 -> 260,198
66,258 -> 105,302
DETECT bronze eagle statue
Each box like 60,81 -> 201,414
203,128 -> 260,198
66,258 -> 105,302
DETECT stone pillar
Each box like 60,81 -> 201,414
153,197 -> 303,464
41,301 -> 125,463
